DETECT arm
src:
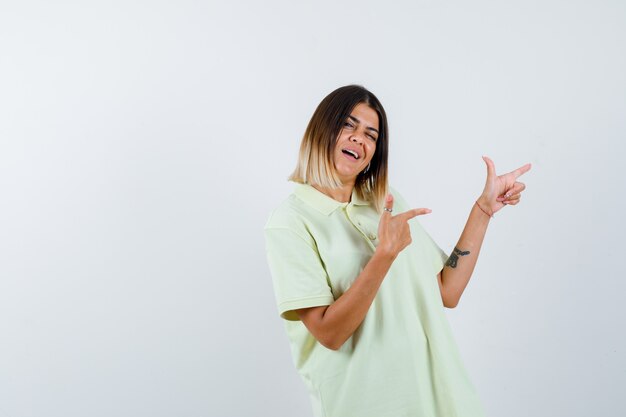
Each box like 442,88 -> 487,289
295,248 -> 395,350
438,202 -> 490,308
296,194 -> 431,350
438,156 -> 532,308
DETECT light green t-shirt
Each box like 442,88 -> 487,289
264,182 -> 486,417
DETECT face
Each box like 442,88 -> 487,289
333,102 -> 380,185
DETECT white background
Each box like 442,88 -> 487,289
1,1 -> 624,416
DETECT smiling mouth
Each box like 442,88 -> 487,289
342,149 -> 360,160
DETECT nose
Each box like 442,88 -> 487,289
350,133 -> 364,144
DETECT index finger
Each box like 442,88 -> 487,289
510,163 -> 532,179
396,207 -> 432,221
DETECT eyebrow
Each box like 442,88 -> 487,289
347,115 -> 379,135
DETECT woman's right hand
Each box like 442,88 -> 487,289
376,194 -> 431,260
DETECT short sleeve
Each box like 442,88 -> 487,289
264,227 -> 335,321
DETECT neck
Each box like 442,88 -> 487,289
312,181 -> 354,203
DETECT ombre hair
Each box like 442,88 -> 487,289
288,85 -> 389,214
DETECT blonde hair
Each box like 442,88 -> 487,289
288,85 -> 389,214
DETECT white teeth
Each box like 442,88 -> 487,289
343,149 -> 359,159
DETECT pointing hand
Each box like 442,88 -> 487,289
477,156 -> 532,217
377,194 -> 431,259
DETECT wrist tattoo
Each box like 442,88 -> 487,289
445,247 -> 471,268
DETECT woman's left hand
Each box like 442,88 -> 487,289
477,156 -> 532,217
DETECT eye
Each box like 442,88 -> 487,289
344,122 -> 354,128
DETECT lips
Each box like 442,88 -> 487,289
341,148 -> 360,160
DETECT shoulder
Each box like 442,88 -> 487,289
263,193 -> 320,244
264,194 -> 302,229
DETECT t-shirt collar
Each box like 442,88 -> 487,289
293,182 -> 369,216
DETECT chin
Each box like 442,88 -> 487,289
336,167 -> 357,178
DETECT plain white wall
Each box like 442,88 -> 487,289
1,1 -> 624,416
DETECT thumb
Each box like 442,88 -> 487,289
482,155 -> 496,180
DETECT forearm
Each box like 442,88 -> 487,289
441,201 -> 491,307
319,248 -> 395,349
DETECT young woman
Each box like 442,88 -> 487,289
264,84 -> 531,417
